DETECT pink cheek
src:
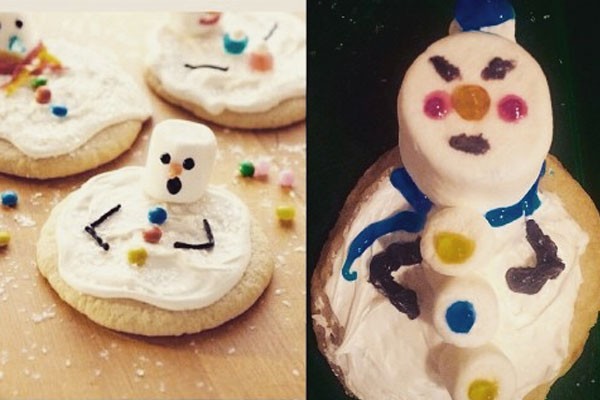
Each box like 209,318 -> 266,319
498,95 -> 528,122
423,91 -> 452,120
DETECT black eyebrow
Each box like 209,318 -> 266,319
429,55 -> 461,82
481,57 -> 515,80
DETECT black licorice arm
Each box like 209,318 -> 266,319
84,204 -> 122,251
174,219 -> 215,250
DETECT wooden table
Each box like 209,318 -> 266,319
0,13 -> 305,399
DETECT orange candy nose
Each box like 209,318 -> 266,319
169,163 -> 183,178
451,84 -> 490,121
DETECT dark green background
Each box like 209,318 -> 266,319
307,0 -> 600,399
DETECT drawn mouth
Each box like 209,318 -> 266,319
448,133 -> 490,155
167,177 -> 182,195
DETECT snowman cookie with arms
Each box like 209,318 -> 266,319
312,1 -> 600,399
37,119 -> 274,336
0,12 -> 150,179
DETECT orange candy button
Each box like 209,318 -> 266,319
451,84 -> 490,121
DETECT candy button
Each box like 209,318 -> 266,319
468,379 -> 498,400
35,86 -> 52,104
278,169 -> 295,187
253,159 -> 270,178
239,161 -> 255,177
142,226 -> 162,244
0,231 -> 11,247
451,84 -> 490,121
224,30 -> 249,55
498,94 -> 527,122
30,77 -> 47,89
148,207 -> 168,225
445,300 -> 476,334
276,205 -> 295,221
421,207 -> 495,277
424,90 -> 451,119
127,247 -> 148,267
51,104 -> 68,118
434,232 -> 475,264
249,43 -> 274,72
1,190 -> 18,207
432,277 -> 498,348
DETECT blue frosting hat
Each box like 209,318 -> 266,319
455,0 -> 515,31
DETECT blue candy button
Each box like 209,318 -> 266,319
148,207 -> 168,225
223,32 -> 249,55
445,300 -> 476,334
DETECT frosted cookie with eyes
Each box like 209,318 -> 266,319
0,13 -> 151,179
37,119 -> 274,336
312,1 -> 600,399
146,12 -> 306,129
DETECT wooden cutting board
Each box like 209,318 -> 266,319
0,12 -> 305,399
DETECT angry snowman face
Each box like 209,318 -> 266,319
142,119 -> 217,203
398,31 -> 552,211
0,13 -> 36,54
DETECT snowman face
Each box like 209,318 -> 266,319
398,31 -> 552,211
142,119 -> 217,204
0,13 -> 35,53
170,12 -> 223,36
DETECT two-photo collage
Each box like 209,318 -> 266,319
1,0 -> 599,399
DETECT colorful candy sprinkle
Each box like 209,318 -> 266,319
30,77 -> 48,89
468,379 -> 499,400
445,300 -> 476,334
51,104 -> 68,118
278,169 -> 295,187
253,159 -> 270,178
127,247 -> 148,267
434,231 -> 475,264
0,231 -> 11,247
35,86 -> 52,104
223,30 -> 249,55
239,161 -> 255,177
276,205 -> 296,221
1,190 -> 18,207
249,43 -> 274,72
142,226 -> 162,244
148,207 -> 168,225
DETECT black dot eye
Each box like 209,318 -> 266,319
160,153 -> 171,164
15,20 -> 23,29
183,158 -> 195,170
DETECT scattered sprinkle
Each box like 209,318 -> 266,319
65,359 -> 71,368
227,347 -> 236,355
50,104 -> 68,118
1,191 -> 18,207
239,160 -> 255,177
276,205 -> 296,222
127,247 -> 148,267
282,300 -> 292,308
278,169 -> 295,187
135,368 -> 145,377
253,159 -> 270,177
0,231 -> 10,247
31,304 -> 56,323
14,214 -> 36,227
292,369 -> 300,377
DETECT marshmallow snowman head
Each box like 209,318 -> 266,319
398,31 -> 552,212
0,13 -> 36,54
170,12 -> 222,36
142,120 -> 217,203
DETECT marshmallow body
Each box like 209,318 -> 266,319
142,119 -> 217,203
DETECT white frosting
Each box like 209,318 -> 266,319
398,31 -> 552,212
0,39 -> 151,159
55,166 -> 252,311
147,12 -> 306,115
316,179 -> 588,399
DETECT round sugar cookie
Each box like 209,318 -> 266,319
311,150 -> 600,400
0,13 -> 151,179
145,12 -> 306,129
37,200 -> 274,337
36,120 -> 274,336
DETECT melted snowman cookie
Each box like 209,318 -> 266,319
37,120 -> 274,336
311,2 -> 600,399
0,13 -> 151,179
146,12 -> 306,129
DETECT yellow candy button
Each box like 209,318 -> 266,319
276,205 -> 296,221
434,231 -> 475,264
0,231 -> 10,247
468,379 -> 498,400
127,247 -> 148,267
